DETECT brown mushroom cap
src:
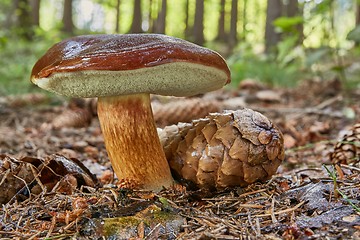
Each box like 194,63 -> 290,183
31,34 -> 230,98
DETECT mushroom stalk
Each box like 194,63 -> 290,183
97,93 -> 174,191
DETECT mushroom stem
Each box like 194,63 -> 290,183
97,93 -> 174,191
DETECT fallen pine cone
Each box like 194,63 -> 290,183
52,107 -> 93,129
158,108 -> 285,189
331,123 -> 360,165
152,98 -> 221,127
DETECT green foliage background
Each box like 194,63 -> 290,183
0,0 -> 359,96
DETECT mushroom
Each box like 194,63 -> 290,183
30,34 -> 230,191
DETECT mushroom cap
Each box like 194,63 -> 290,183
31,34 -> 231,98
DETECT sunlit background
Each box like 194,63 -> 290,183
0,0 -> 360,95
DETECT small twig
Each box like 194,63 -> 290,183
45,215 -> 57,238
255,218 -> 261,237
27,230 -> 42,240
247,213 -> 257,235
315,95 -> 343,109
270,196 -> 277,224
239,203 -> 265,209
340,164 -> 360,172
12,174 -> 32,203
238,189 -> 268,198
0,169 -> 11,186
210,224 -> 227,234
255,201 -> 305,218
203,189 -> 268,201
29,164 -> 46,192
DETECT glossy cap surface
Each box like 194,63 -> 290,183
31,34 -> 231,97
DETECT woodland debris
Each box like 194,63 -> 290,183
0,154 -> 97,204
48,93 -> 346,130
238,79 -> 266,91
0,77 -> 359,239
52,108 -> 93,129
4,93 -> 49,108
254,90 -> 282,103
158,108 -> 285,189
48,97 -> 223,129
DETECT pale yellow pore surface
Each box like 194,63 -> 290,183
32,62 -> 228,98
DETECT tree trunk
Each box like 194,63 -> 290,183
242,0 -> 247,40
4,0 -> 18,29
154,0 -> 166,34
356,2 -> 360,25
286,0 -> 303,44
115,0 -> 121,33
216,0 -> 227,41
149,0 -> 153,32
193,0 -> 204,45
265,0 -> 282,53
229,0 -> 238,47
130,0 -> 142,33
18,0 -> 34,40
62,0 -> 74,34
30,0 -> 40,26
185,0 -> 191,39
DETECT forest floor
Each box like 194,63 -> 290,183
0,78 -> 360,239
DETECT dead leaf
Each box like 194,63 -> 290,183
0,154 -> 97,204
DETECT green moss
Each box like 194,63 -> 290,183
103,205 -> 179,237
103,216 -> 142,236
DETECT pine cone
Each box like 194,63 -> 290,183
152,98 -> 221,127
331,123 -> 360,165
158,108 -> 285,189
52,108 -> 93,129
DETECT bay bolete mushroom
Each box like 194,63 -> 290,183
30,34 -> 230,191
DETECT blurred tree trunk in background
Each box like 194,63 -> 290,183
356,1 -> 360,25
130,0 -> 142,33
229,0 -> 238,48
17,0 -> 34,40
62,0 -> 74,34
242,0 -> 248,41
30,0 -> 40,27
148,0 -> 154,32
115,0 -> 121,33
185,0 -> 192,39
265,0 -> 282,53
3,0 -> 34,38
4,0 -> 18,30
216,0 -> 227,42
286,0 -> 303,44
354,1 -> 360,46
153,0 -> 167,34
193,0 -> 204,45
